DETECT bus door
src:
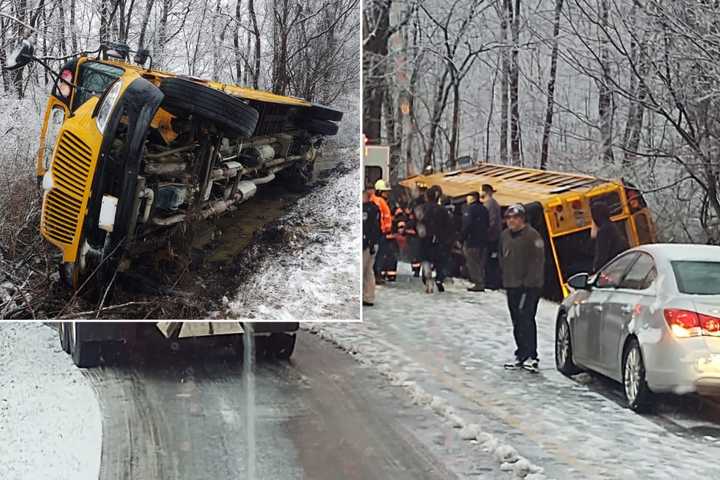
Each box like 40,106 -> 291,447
363,145 -> 389,187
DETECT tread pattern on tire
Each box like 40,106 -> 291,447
306,118 -> 339,136
304,104 -> 343,122
159,78 -> 259,137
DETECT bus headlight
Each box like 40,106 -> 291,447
42,169 -> 54,191
95,80 -> 122,133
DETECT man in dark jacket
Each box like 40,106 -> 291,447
591,201 -> 629,272
481,183 -> 503,289
363,184 -> 382,306
499,204 -> 545,373
462,192 -> 490,292
417,186 -> 454,293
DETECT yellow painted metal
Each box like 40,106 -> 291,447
400,162 -> 657,299
40,71 -> 141,264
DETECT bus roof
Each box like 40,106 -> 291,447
399,162 -> 617,205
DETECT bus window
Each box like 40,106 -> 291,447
590,191 -> 622,216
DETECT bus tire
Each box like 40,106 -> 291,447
159,78 -> 259,137
69,322 -> 102,368
304,104 -> 343,122
269,333 -> 296,360
306,118 -> 339,136
59,323 -> 71,354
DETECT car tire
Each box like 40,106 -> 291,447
69,322 -> 102,368
269,333 -> 296,360
555,310 -> 582,376
59,323 -> 71,354
306,118 -> 339,136
159,78 -> 259,137
622,338 -> 653,412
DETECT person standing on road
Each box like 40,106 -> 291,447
363,184 -> 382,306
591,200 -> 629,272
417,186 -> 454,293
371,180 -> 393,284
461,192 -> 489,292
481,184 -> 502,290
499,204 -> 545,373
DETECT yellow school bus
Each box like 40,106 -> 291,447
399,162 -> 656,300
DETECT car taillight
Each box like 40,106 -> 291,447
58,69 -> 73,98
664,309 -> 720,337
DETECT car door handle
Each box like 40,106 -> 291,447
593,305 -> 604,312
621,305 -> 633,314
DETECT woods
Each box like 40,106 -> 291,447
0,0 -> 359,104
363,0 -> 720,244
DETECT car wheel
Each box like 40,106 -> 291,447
269,333 -> 296,360
306,118 -> 339,136
59,323 -> 71,354
555,310 -> 581,376
69,322 -> 102,368
159,78 -> 259,137
623,338 -> 653,412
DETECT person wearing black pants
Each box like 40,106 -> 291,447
499,204 -> 545,372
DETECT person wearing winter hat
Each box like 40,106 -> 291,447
590,200 -> 629,272
499,204 -> 545,373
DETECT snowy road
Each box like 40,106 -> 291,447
318,263 -> 720,479
4,321 -> 496,479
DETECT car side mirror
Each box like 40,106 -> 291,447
4,38 -> 35,71
568,272 -> 590,290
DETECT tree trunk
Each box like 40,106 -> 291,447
540,0 -> 563,171
598,0 -> 615,164
509,0 -> 521,166
362,0 -> 392,142
234,0 -> 242,82
137,0 -> 155,51
58,0 -> 67,55
248,0 -> 260,88
70,0 -> 78,52
499,1 -> 510,164
449,80 -> 460,169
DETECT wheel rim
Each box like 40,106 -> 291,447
556,319 -> 570,366
624,347 -> 640,404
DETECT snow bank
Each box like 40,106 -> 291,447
226,147 -> 360,320
303,321 -> 548,479
0,323 -> 102,480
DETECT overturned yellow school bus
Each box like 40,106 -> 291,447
399,162 -> 656,300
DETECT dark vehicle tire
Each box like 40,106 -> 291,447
269,333 -> 296,360
304,104 -> 343,122
306,118 -> 339,136
59,323 -> 71,354
555,310 -> 581,376
69,323 -> 102,368
159,78 -> 259,137
623,338 -> 654,412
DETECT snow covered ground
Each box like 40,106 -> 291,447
307,263 -> 720,479
226,146 -> 360,321
0,323 -> 102,480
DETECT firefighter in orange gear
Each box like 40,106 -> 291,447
371,180 -> 393,284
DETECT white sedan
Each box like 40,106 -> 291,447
555,244 -> 720,412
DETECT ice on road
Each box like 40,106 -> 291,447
309,263 -> 720,479
0,323 -> 102,480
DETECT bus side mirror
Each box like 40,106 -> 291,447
4,38 -> 35,71
568,272 -> 590,290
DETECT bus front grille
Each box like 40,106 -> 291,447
41,131 -> 93,247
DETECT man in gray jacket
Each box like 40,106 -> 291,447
499,204 -> 545,373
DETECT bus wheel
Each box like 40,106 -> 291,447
269,333 -> 296,360
68,322 -> 102,368
59,323 -> 71,354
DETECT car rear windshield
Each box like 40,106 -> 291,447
672,261 -> 720,295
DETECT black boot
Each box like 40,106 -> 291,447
435,281 -> 445,293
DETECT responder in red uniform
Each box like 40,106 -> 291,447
371,180 -> 393,284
